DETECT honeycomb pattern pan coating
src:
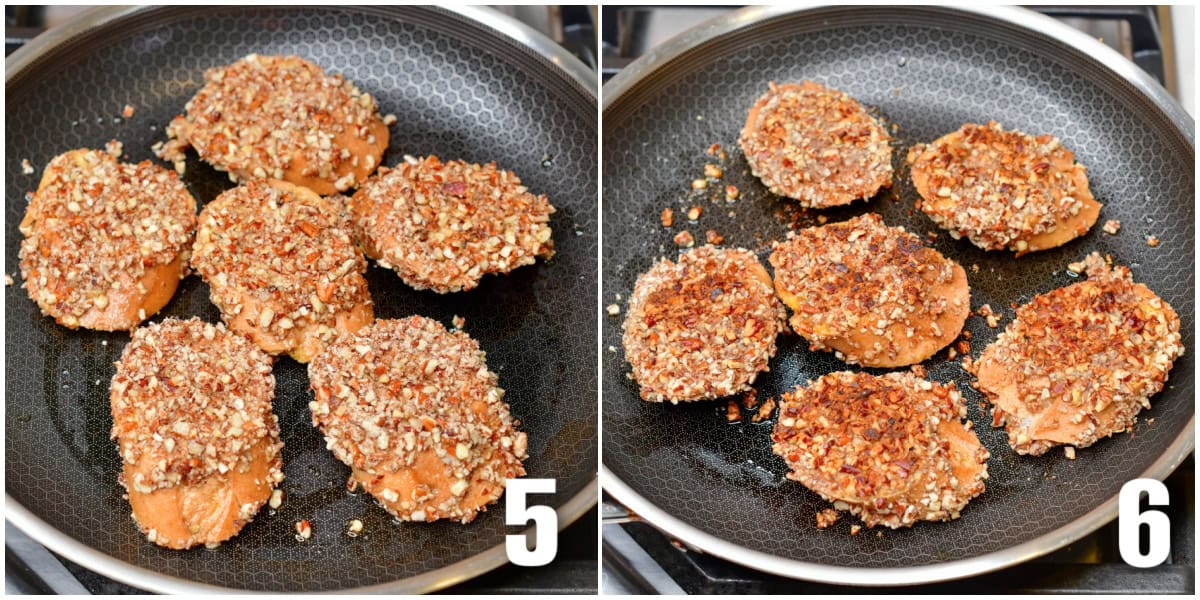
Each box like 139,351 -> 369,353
5,5 -> 597,593
602,5 -> 1194,582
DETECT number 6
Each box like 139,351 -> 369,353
505,478 -> 557,567
1118,478 -> 1170,568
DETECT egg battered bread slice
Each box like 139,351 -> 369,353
19,148 -> 196,330
739,81 -> 893,208
191,179 -> 374,362
111,318 -> 283,549
773,371 -> 988,528
308,317 -> 527,524
155,54 -> 389,195
622,246 -> 786,403
347,155 -> 555,293
908,121 -> 1101,255
769,213 -> 969,367
972,253 -> 1183,455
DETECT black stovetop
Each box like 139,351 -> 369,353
603,458 -> 1194,594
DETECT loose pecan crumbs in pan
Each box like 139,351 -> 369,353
19,148 -> 196,331
773,371 -> 989,529
111,317 -> 283,549
907,121 -> 1101,254
348,155 -> 555,293
155,54 -> 389,195
769,213 -> 969,368
739,81 -> 893,208
622,246 -> 786,403
308,317 -> 527,524
191,179 -> 374,363
971,252 -> 1183,455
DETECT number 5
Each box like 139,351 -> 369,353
1118,478 -> 1170,568
505,478 -> 557,567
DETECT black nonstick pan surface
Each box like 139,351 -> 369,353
5,5 -> 596,593
601,5 -> 1193,585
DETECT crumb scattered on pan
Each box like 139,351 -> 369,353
673,230 -> 694,248
295,520 -> 312,541
346,519 -> 364,537
104,139 -> 123,157
816,508 -> 841,529
724,185 -> 739,201
691,178 -> 708,190
741,388 -> 758,409
382,113 -> 398,126
977,304 -> 999,328
850,525 -> 862,535
726,399 -> 742,422
706,143 -> 727,161
948,347 -> 958,360
122,104 -> 135,118
1064,446 -> 1076,460
452,315 -> 466,329
1102,219 -> 1120,234
687,205 -> 703,221
4,274 -> 13,286
1067,259 -> 1087,274
970,263 -> 980,273
705,229 -> 724,245
606,303 -> 621,316
608,345 -> 617,353
816,215 -> 828,224
269,489 -> 284,509
752,395 -> 776,422
1146,235 -> 1159,247
20,159 -> 34,175
704,164 -> 723,179
661,207 -> 674,227
956,340 -> 970,355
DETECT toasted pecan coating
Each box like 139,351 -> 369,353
739,81 -> 893,208
19,148 -> 196,330
769,213 -> 969,367
907,121 -> 1101,254
308,317 -> 527,524
348,155 -> 555,293
773,371 -> 988,528
155,54 -> 389,195
972,253 -> 1183,455
111,318 -> 283,549
191,179 -> 374,362
622,246 -> 786,403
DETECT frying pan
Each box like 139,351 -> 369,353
5,5 -> 597,593
601,4 -> 1194,586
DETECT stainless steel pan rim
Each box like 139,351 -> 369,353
601,3 -> 1195,587
4,4 -> 597,594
